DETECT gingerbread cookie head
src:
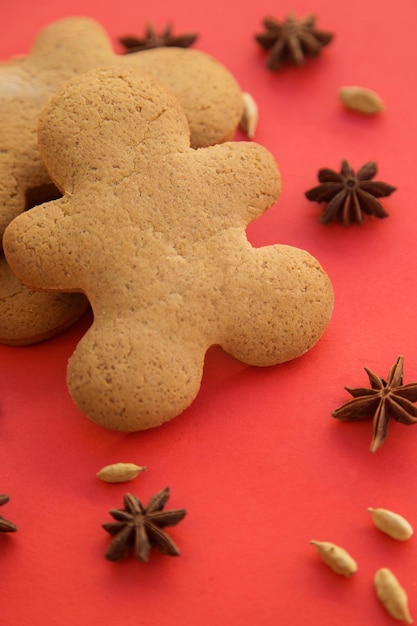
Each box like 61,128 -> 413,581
4,67 -> 333,431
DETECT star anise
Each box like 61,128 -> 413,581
119,22 -> 198,53
0,494 -> 17,532
305,160 -> 397,225
332,356 -> 417,452
255,13 -> 333,71
102,487 -> 187,563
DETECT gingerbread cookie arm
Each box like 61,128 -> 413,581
188,142 -> 281,226
3,198 -> 83,292
125,47 -> 244,148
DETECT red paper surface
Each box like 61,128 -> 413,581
1,0 -> 417,624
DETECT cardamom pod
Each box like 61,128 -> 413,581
97,462 -> 147,483
239,92 -> 258,139
339,85 -> 385,115
310,540 -> 358,577
374,568 -> 413,624
368,507 -> 414,541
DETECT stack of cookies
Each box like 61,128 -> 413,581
1,17 -> 334,431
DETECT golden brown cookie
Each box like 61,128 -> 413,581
0,16 -> 243,344
4,67 -> 334,430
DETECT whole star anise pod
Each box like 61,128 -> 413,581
305,160 -> 397,225
255,13 -> 333,71
119,22 -> 198,53
102,487 -> 187,563
332,356 -> 417,452
0,494 -> 17,532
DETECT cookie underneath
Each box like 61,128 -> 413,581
0,255 -> 88,345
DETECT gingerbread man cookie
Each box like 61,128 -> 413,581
4,67 -> 334,430
0,16 -> 243,344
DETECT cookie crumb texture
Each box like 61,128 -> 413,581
4,67 -> 333,431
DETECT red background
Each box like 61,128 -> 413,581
1,0 -> 417,624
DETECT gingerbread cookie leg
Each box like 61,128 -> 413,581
67,319 -> 205,431
217,244 -> 334,366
